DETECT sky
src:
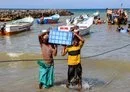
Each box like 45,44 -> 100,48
0,0 -> 130,9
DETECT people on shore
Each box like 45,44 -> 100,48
61,28 -> 84,89
37,29 -> 57,89
127,23 -> 130,32
94,17 -> 106,25
106,8 -> 113,23
106,8 -> 128,25
116,25 -> 124,32
116,24 -> 130,33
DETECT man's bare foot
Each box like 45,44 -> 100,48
66,82 -> 70,88
39,83 -> 43,89
78,82 -> 82,89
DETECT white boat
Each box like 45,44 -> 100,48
0,16 -> 34,35
64,14 -> 94,36
93,11 -> 99,17
66,12 -> 99,26
66,14 -> 89,25
77,17 -> 94,36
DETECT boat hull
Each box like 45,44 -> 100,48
79,27 -> 90,36
37,19 -> 59,24
37,14 -> 60,24
0,17 -> 34,35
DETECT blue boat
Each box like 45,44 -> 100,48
37,14 -> 60,24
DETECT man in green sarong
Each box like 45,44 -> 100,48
38,29 -> 57,89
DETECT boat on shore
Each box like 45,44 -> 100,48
63,13 -> 95,36
57,17 -> 94,36
0,16 -> 34,35
76,16 -> 94,36
37,14 -> 60,24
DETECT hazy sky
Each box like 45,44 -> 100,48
0,0 -> 129,9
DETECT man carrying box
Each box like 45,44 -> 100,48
61,30 -> 84,89
37,29 -> 57,89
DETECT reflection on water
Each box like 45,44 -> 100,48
4,36 -> 12,45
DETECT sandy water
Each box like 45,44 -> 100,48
0,12 -> 130,91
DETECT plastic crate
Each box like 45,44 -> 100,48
49,29 -> 73,45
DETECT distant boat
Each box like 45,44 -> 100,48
37,14 -> 60,24
0,16 -> 34,35
93,11 -> 100,17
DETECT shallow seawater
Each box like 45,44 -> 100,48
0,10 -> 130,92
1,58 -> 130,92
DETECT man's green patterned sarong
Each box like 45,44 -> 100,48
37,60 -> 54,88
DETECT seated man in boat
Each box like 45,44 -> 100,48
79,15 -> 84,21
69,17 -> 75,24
40,16 -> 44,24
0,23 -> 6,35
37,29 -> 57,89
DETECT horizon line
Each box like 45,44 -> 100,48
0,7 -> 130,10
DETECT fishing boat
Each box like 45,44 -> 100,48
66,11 -> 99,25
0,16 -> 34,35
37,14 -> 60,24
64,13 -> 94,36
76,16 -> 94,36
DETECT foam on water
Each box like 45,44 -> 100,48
7,52 -> 24,58
60,80 -> 92,90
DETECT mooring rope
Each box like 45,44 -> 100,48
0,43 -> 130,63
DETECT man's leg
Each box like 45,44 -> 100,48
67,65 -> 75,88
76,63 -> 82,89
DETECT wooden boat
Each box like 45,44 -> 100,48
37,14 -> 60,24
0,16 -> 34,35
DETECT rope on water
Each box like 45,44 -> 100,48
0,43 -> 130,63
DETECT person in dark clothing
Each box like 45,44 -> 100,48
127,24 -> 130,32
116,25 -> 124,32
61,31 -> 84,89
1,23 -> 6,35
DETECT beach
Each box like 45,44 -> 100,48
0,9 -> 130,92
